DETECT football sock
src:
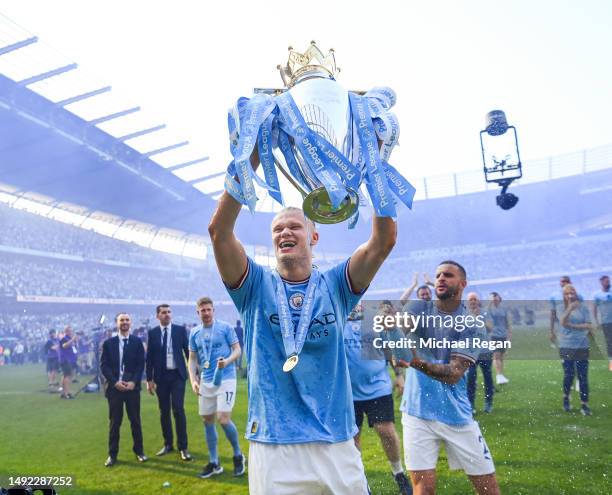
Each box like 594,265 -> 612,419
391,460 -> 404,475
221,421 -> 242,456
204,423 -> 218,464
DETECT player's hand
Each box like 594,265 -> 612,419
146,381 -> 156,395
568,301 -> 580,311
191,381 -> 201,396
217,357 -> 227,369
114,381 -> 127,391
125,381 -> 135,391
412,272 -> 419,285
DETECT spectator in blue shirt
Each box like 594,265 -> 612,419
556,284 -> 593,415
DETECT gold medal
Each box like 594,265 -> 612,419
204,361 -> 210,369
282,354 -> 299,372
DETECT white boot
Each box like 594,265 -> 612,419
496,374 -> 509,385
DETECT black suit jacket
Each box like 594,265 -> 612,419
146,324 -> 189,383
100,335 -> 145,396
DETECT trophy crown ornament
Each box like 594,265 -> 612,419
277,41 -> 339,88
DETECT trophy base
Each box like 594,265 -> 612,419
302,186 -> 359,224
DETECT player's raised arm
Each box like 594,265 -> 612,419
208,151 -> 259,288
399,272 -> 419,306
348,216 -> 397,293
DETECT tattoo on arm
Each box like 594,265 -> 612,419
411,356 -> 471,385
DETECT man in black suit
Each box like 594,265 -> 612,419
146,304 -> 192,461
100,313 -> 147,467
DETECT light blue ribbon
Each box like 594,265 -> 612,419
233,94 -> 276,211
276,92 -> 347,209
272,270 -> 320,363
258,113 -> 283,205
365,87 -> 397,109
199,322 -> 216,370
383,161 -> 416,209
349,92 -> 397,217
223,85 -> 415,220
278,130 -> 310,190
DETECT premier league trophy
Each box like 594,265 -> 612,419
224,42 -> 415,224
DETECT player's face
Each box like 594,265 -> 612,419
560,277 -> 570,287
417,287 -> 432,301
467,294 -> 480,312
116,314 -> 131,333
435,264 -> 466,301
197,303 -> 214,326
157,306 -> 172,327
271,212 -> 315,263
564,286 -> 578,301
601,277 -> 610,290
489,293 -> 501,305
379,302 -> 394,315
64,326 -> 73,337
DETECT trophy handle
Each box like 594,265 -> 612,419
272,155 -> 309,199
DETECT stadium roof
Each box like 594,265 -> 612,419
0,15 -> 227,235
2,14 -> 612,246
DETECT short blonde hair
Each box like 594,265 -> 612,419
272,207 -> 317,237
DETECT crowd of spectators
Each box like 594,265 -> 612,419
0,304 -> 240,367
0,203 -> 185,266
0,254 -> 226,301
1,198 -> 609,361
367,233 -> 612,299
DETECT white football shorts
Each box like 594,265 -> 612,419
248,439 -> 369,495
198,379 -> 237,415
402,413 -> 495,476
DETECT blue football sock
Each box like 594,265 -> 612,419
221,421 -> 242,456
204,423 -> 218,464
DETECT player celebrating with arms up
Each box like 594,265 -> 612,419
208,160 -> 397,494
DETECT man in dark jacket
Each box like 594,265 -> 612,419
146,304 -> 191,461
100,313 -> 147,467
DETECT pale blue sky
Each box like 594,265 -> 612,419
1,0 -> 611,196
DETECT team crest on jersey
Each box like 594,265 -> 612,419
289,292 -> 305,310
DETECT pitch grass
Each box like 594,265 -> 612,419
1,359 -> 610,495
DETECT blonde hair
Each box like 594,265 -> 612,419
562,284 -> 577,308
272,207 -> 317,239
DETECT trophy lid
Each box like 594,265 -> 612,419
278,41 -> 339,88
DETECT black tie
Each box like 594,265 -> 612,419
161,328 -> 168,372
121,338 -> 128,371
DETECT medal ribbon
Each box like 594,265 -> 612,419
272,269 -> 320,361
199,322 -> 216,368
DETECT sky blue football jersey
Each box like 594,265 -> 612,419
189,320 -> 238,383
227,257 -> 363,444
395,299 -> 480,426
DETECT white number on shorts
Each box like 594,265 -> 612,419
478,435 -> 492,460
225,391 -> 234,404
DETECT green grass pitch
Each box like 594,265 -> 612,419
1,357 -> 610,494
